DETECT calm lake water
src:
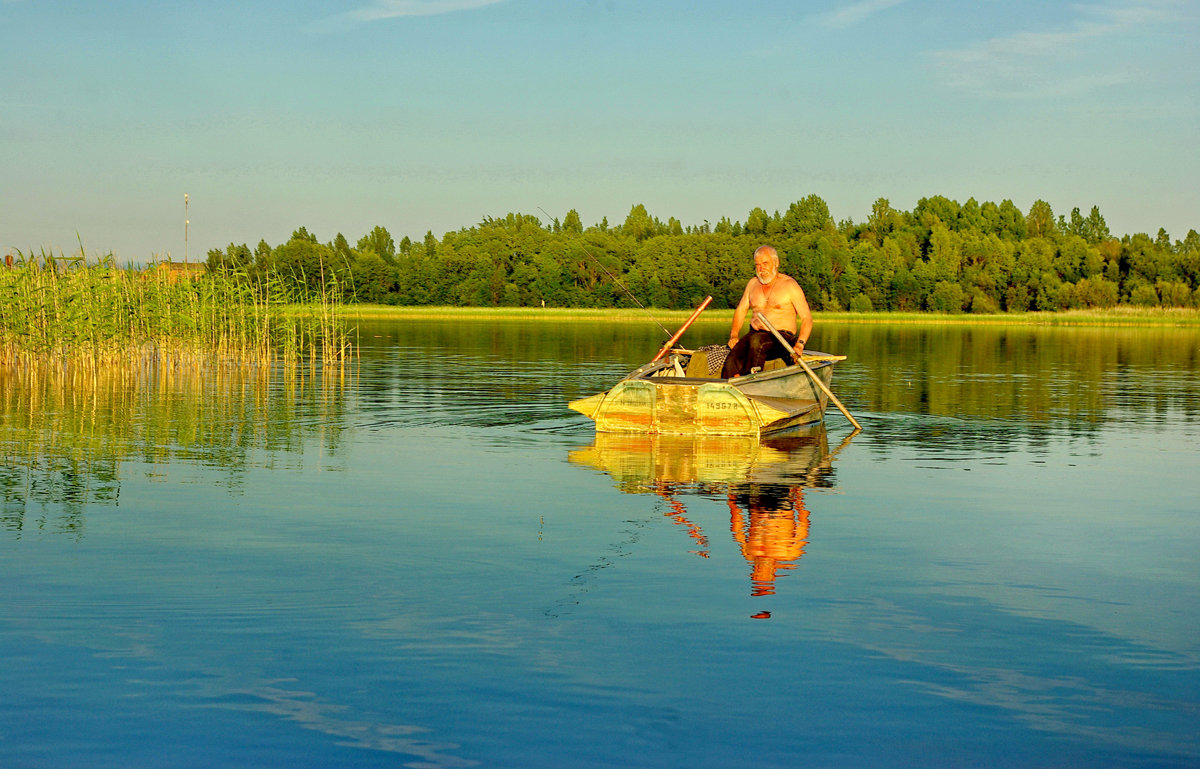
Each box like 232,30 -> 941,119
2,318 -> 1198,768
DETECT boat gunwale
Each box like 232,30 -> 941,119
628,354 -> 839,388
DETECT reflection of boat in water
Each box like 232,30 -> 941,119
569,425 -> 852,606
568,349 -> 846,437
567,426 -> 835,492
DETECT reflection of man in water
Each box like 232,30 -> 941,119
728,484 -> 809,597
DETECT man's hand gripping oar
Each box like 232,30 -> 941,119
754,311 -> 862,430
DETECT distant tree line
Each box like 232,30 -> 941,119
206,196 -> 1200,312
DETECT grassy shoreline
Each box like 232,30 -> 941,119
337,305 -> 1200,328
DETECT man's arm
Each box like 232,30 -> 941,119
791,284 -> 813,356
728,283 -> 752,347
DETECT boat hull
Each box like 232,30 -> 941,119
569,355 -> 838,437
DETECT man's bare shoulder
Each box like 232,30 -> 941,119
779,273 -> 805,293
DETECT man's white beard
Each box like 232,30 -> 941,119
757,273 -> 775,286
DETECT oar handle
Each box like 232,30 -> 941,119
754,312 -> 862,431
652,296 -> 713,362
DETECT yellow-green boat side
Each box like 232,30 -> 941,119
569,352 -> 841,437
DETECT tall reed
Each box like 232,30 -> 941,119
0,249 -> 353,370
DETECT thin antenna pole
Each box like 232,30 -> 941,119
184,193 -> 189,263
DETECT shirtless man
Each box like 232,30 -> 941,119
721,245 -> 813,379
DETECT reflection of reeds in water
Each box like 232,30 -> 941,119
0,251 -> 353,368
0,359 -> 351,539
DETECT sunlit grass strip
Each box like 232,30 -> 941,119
818,308 -> 1200,327
0,250 -> 354,368
341,304 -> 1200,327
341,305 -> 731,323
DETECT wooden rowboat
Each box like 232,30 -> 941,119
568,348 -> 846,437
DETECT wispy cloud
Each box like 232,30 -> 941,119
930,1 -> 1184,97
348,0 -> 506,22
821,0 -> 908,29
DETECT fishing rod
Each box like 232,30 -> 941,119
537,206 -> 672,338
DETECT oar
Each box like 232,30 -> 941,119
754,311 -> 862,430
651,296 -> 713,363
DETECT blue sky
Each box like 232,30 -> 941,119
2,0 -> 1197,263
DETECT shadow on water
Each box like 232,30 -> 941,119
567,424 -> 856,615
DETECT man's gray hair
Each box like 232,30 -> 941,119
753,245 -> 779,262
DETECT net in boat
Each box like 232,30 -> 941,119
695,344 -> 729,375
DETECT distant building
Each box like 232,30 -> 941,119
152,261 -> 207,283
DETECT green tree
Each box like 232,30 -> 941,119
1180,229 -> 1200,254
622,204 -> 656,241
914,195 -> 960,228
958,197 -> 984,232
1157,279 -> 1192,307
1054,236 -> 1090,283
357,226 -> 396,265
781,195 -> 833,236
891,268 -> 922,311
928,224 -> 962,282
1130,282 -> 1159,306
1005,284 -> 1031,312
1083,206 -> 1110,244
347,250 -> 397,304
849,293 -> 874,312
207,242 -> 252,273
997,200 -> 1028,240
867,198 -> 898,245
1073,276 -> 1119,308
1124,233 -> 1168,284
1066,207 -> 1087,240
927,280 -> 967,313
271,229 -> 336,298
968,289 -> 1000,314
979,200 -> 1002,235
199,196 -> 1197,313
744,207 -> 771,237
1025,200 -> 1058,240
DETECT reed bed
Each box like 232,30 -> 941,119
0,251 -> 354,371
